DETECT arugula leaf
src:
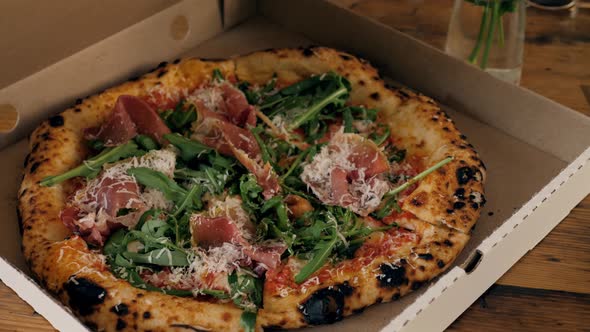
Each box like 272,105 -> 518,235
40,141 -> 142,186
134,135 -> 159,151
164,133 -> 211,161
212,68 -> 224,82
127,167 -> 188,205
370,124 -> 391,146
160,101 -> 197,134
228,270 -> 263,310
240,311 -> 257,332
294,236 -> 337,283
200,289 -> 230,299
239,174 -> 264,214
371,194 -> 401,220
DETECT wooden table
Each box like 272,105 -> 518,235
1,1 -> 588,331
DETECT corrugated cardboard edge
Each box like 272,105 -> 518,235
0,0 -> 223,150
0,258 -> 89,332
391,147 -> 590,332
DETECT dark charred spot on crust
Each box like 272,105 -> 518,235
453,201 -> 466,209
454,188 -> 466,200
437,260 -> 445,268
471,203 -> 480,209
23,153 -> 31,168
30,161 -> 41,174
370,92 -> 380,101
40,132 -> 50,140
143,311 -> 151,319
116,318 -> 127,330
418,253 -> 433,261
302,47 -> 315,57
222,312 -> 231,321
299,283 -> 352,325
75,98 -> 83,105
352,307 -> 366,315
173,58 -> 181,64
32,143 -> 40,153
137,293 -> 144,297
410,198 -> 423,207
128,76 -> 140,82
377,262 -> 407,288
372,75 -> 380,81
397,90 -> 410,99
48,115 -> 64,127
157,70 -> 167,78
339,54 -> 352,61
456,166 -> 476,185
419,266 -> 425,271
411,281 -> 424,290
157,61 -> 168,69
391,293 -> 400,301
359,80 -> 365,86
16,206 -> 24,235
443,127 -> 450,132
64,277 -> 106,316
110,303 -> 129,316
460,134 -> 467,140
444,239 -> 453,247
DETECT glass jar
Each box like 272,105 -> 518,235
445,0 -> 526,84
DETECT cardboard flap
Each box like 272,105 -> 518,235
0,0 -> 223,150
259,0 -> 590,162
223,0 -> 257,28
0,0 -> 178,90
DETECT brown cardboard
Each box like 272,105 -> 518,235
0,1 -> 588,331
0,0 -> 178,90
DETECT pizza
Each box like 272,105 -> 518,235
18,47 -> 486,331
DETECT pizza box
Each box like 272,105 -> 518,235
0,0 -> 588,331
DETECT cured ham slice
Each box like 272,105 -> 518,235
188,83 -> 256,128
59,150 -> 176,245
301,130 -> 391,216
192,117 -> 281,199
190,216 -> 244,248
85,95 -> 171,146
242,243 -> 287,270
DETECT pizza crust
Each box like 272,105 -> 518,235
19,47 -> 485,331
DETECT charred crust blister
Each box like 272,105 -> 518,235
377,262 -> 407,288
64,277 -> 106,316
110,303 -> 129,316
116,318 -> 127,330
299,283 -> 353,325
143,311 -> 151,319
369,92 -> 380,101
418,253 -> 433,261
48,115 -> 65,127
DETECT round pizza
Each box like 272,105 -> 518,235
18,47 -> 486,331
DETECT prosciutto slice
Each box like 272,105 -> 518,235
301,130 -> 391,216
192,117 -> 281,199
189,83 -> 256,128
190,216 -> 244,248
85,95 -> 171,146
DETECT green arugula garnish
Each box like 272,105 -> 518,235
40,141 -> 142,186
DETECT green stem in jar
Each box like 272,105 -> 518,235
467,1 -> 491,64
480,0 -> 501,69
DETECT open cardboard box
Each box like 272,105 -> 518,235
1,0 -> 589,331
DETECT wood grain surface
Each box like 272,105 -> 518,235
0,1 -> 589,331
